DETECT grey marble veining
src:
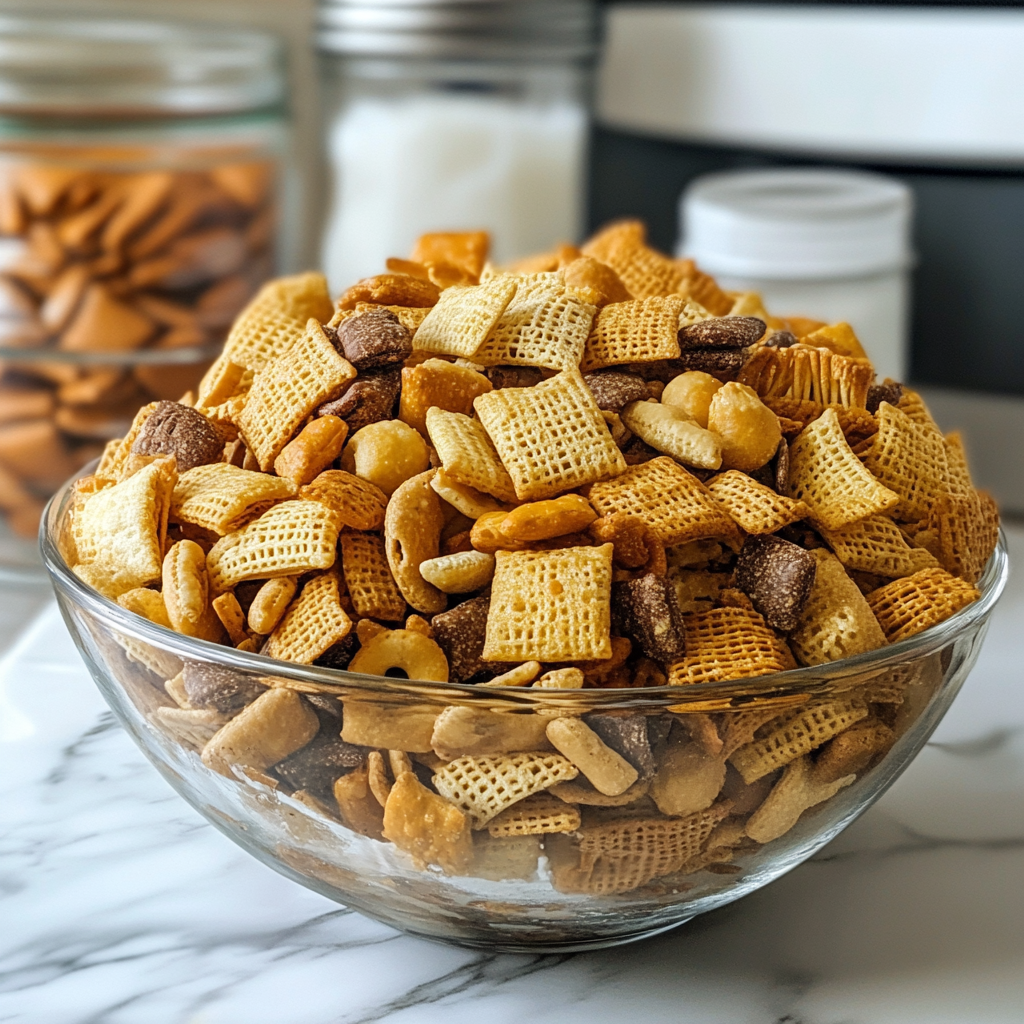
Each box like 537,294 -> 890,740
1,529 -> 1023,1024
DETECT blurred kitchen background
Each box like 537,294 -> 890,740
2,0 -> 1023,517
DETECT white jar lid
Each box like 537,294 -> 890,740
678,168 -> 913,281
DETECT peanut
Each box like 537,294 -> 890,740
706,381 -> 782,471
661,371 -> 723,428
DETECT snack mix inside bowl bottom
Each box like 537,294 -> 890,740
43,222 -> 1007,950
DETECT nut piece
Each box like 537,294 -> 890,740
342,419 -> 430,497
612,574 -> 686,661
706,382 -> 782,472
384,470 -> 447,613
131,401 -> 222,472
678,315 -> 765,350
273,415 -> 348,485
583,371 -> 649,412
419,550 -> 495,593
318,366 -> 402,433
431,705 -> 551,760
621,400 -> 723,470
201,688 -> 319,777
247,576 -> 298,635
545,717 -> 639,796
335,308 -> 412,371
661,371 -> 723,428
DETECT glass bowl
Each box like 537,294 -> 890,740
41,473 -> 1009,952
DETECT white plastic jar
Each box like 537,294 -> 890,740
678,168 -> 913,382
316,0 -> 597,293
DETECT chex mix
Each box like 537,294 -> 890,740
66,222 -> 999,890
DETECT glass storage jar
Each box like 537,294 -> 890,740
317,0 -> 598,292
0,15 -> 290,568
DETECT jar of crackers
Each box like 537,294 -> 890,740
316,0 -> 598,292
0,15 -> 289,564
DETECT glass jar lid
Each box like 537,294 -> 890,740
0,16 -> 286,117
317,0 -> 599,62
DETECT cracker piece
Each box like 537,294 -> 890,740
238,319 -> 357,470
787,408 -> 899,529
667,606 -> 787,686
411,231 -> 490,279
549,803 -> 731,895
858,402 -> 948,522
580,296 -> 685,373
299,469 -> 387,532
153,707 -> 229,750
340,531 -> 406,621
432,752 -> 579,828
425,408 -> 517,502
411,277 -> 518,358
788,548 -> 887,666
382,771 -> 473,874
819,514 -> 939,578
586,457 -> 736,547
171,463 -> 296,535
707,470 -> 810,534
483,545 -> 614,663
263,572 -> 352,664
486,792 -> 581,837
942,431 -> 974,497
475,281 -> 596,372
746,755 -> 856,844
96,402 -> 159,483
430,468 -> 509,519
474,370 -> 626,501
865,567 -> 980,642
729,698 -> 869,783
333,764 -> 385,839
430,706 -> 551,761
72,459 -> 175,597
548,777 -> 651,807
341,700 -> 438,752
620,400 -> 722,469
201,688 -> 319,778
223,272 -> 333,370
206,499 -> 342,592
399,358 -> 492,436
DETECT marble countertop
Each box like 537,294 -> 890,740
2,531 -> 1022,1024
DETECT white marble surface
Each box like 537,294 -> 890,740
1,531 -> 1023,1024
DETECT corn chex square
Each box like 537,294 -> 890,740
425,407 -> 517,502
858,402 -> 949,522
171,463 -> 296,535
223,272 -> 333,370
866,567 -> 980,642
473,370 -> 626,501
72,458 -> 176,598
263,572 -> 352,664
483,544 -> 614,662
412,277 -> 518,358
787,408 -> 899,530
580,295 -> 685,373
238,319 -> 356,471
340,531 -> 407,621
706,470 -> 810,534
582,221 -> 689,299
205,499 -> 342,592
299,470 -> 388,532
473,272 -> 596,372
818,514 -> 938,578
586,456 -> 736,547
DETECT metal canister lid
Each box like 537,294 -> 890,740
317,0 -> 598,61
0,16 -> 285,116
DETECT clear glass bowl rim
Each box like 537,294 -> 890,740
40,470 -> 1011,713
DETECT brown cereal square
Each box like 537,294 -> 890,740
865,567 -> 980,642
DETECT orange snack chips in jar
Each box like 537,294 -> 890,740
0,16 -> 291,551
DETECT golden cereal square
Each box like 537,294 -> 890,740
484,544 -> 614,662
580,295 -> 685,372
859,402 -> 949,522
667,606 -> 788,686
581,220 -> 689,299
263,572 -> 352,664
412,277 -> 518,358
425,408 -> 518,502
72,459 -> 176,598
223,272 -> 333,370
866,567 -> 979,643
238,319 -> 356,471
474,275 -> 596,372
340,531 -> 407,621
787,408 -> 899,529
706,470 -> 810,534
818,514 -> 938,578
586,456 -> 736,546
206,499 -> 342,592
171,463 -> 296,535
473,370 -> 626,501
298,470 -> 388,532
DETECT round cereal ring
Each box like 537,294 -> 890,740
384,469 -> 447,614
348,628 -> 449,682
